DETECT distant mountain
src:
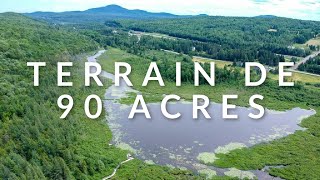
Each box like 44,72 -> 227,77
25,5 -> 180,24
255,15 -> 278,18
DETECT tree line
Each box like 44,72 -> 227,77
113,16 -> 320,65
298,55 -> 320,75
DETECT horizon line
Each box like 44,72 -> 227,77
1,4 -> 319,22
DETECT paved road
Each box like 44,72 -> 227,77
292,50 -> 320,70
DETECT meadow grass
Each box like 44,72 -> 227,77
192,56 -> 232,68
268,71 -> 320,84
305,37 -> 320,46
99,47 -> 319,109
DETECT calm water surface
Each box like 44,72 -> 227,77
91,51 -> 316,179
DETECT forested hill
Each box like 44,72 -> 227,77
26,5 -> 179,23
0,13 -> 197,179
0,13 -> 98,178
0,13 -> 97,58
121,16 -> 320,45
117,16 -> 320,65
298,55 -> 320,74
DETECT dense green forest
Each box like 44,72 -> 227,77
0,13 -> 99,179
28,9 -> 320,68
74,24 -> 286,67
298,55 -> 320,74
0,13 -> 202,179
120,16 -> 319,45
26,5 -> 320,70
114,16 -> 320,65
143,50 -> 243,85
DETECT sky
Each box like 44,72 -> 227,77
1,0 -> 320,21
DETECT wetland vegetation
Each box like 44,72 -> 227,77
97,47 -> 320,179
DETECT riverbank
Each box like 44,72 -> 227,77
88,50 -> 209,179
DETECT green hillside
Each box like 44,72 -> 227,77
0,13 -> 200,179
118,16 -> 320,65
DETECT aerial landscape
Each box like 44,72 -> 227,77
1,0 -> 320,179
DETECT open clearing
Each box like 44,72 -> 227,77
129,30 -> 177,40
293,37 -> 320,51
192,56 -> 232,68
305,37 -> 320,46
191,53 -> 320,84
289,70 -> 320,83
268,70 -> 320,84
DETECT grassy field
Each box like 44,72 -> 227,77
281,54 -> 303,62
192,55 -> 320,84
145,49 -> 192,62
149,48 -> 320,84
98,47 -> 320,109
98,47 -> 254,107
192,56 -> 232,68
305,37 -> 320,46
130,30 -> 178,40
268,70 -> 320,84
193,56 -> 320,84
293,37 -> 320,52
290,71 -> 320,83
292,43 -> 308,49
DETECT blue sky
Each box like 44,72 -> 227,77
1,0 -> 320,21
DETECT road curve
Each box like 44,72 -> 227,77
102,156 -> 134,180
